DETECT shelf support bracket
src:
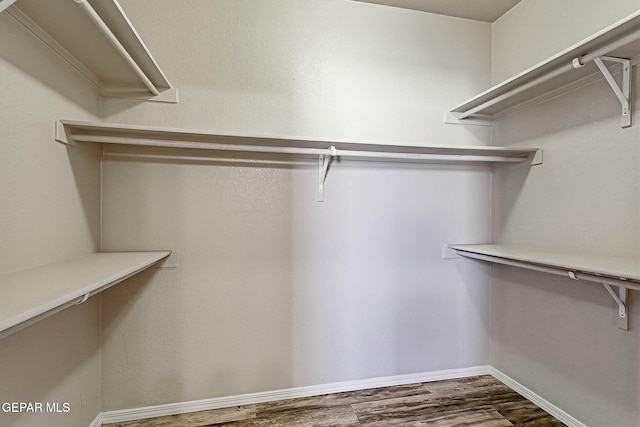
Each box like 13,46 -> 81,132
592,56 -> 632,128
317,146 -> 337,202
603,283 -> 629,330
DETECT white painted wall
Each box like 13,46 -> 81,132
0,9 -> 102,427
100,154 -> 492,408
103,0 -> 491,146
99,0 -> 494,410
490,1 -> 640,425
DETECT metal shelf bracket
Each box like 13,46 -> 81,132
569,269 -> 629,330
603,283 -> 629,330
591,56 -> 632,128
317,146 -> 337,202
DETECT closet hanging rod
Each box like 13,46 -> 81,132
103,151 -> 313,166
73,0 -> 160,96
457,27 -> 640,120
69,134 -> 529,163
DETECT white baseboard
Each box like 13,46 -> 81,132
489,367 -> 587,427
98,365 -> 490,425
96,366 -> 587,427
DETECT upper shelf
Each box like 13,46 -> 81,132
0,251 -> 171,339
4,0 -> 176,102
448,10 -> 640,123
55,119 -> 543,165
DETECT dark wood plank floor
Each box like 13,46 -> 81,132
104,375 -> 566,426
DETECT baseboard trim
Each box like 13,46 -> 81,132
489,367 -> 587,427
99,365 -> 490,425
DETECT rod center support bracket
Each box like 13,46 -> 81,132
317,146 -> 337,202
603,282 -> 629,330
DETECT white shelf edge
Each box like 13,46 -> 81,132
0,251 -> 171,339
55,119 -> 542,165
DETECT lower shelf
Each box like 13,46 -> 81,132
0,251 -> 171,339
448,244 -> 640,330
448,244 -> 640,286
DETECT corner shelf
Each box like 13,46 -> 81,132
0,251 -> 171,339
448,244 -> 640,330
447,11 -> 640,127
4,0 -> 176,102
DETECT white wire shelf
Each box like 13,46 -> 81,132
0,251 -> 171,339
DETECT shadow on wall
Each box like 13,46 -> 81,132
99,150 -> 300,407
490,265 -> 640,426
492,68 -> 640,146
0,298 -> 101,427
65,146 -> 101,254
0,11 -> 99,114
490,160 -> 536,246
100,268 -> 184,408
491,69 -> 640,256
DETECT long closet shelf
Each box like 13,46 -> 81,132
448,244 -> 640,289
55,120 -> 542,164
4,0 -> 175,102
448,10 -> 640,122
448,244 -> 640,330
0,251 -> 171,339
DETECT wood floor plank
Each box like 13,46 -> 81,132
421,375 -> 504,394
210,405 -> 360,426
102,405 -> 256,427
255,382 -> 435,413
495,401 -> 567,426
351,383 -> 523,425
411,409 -> 513,426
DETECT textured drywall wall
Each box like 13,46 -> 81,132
103,0 -> 492,146
0,9 -> 102,427
101,155 -> 492,408
492,0 -> 640,84
99,0 -> 494,410
490,1 -> 640,425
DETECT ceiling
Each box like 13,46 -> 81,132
351,0 -> 521,22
